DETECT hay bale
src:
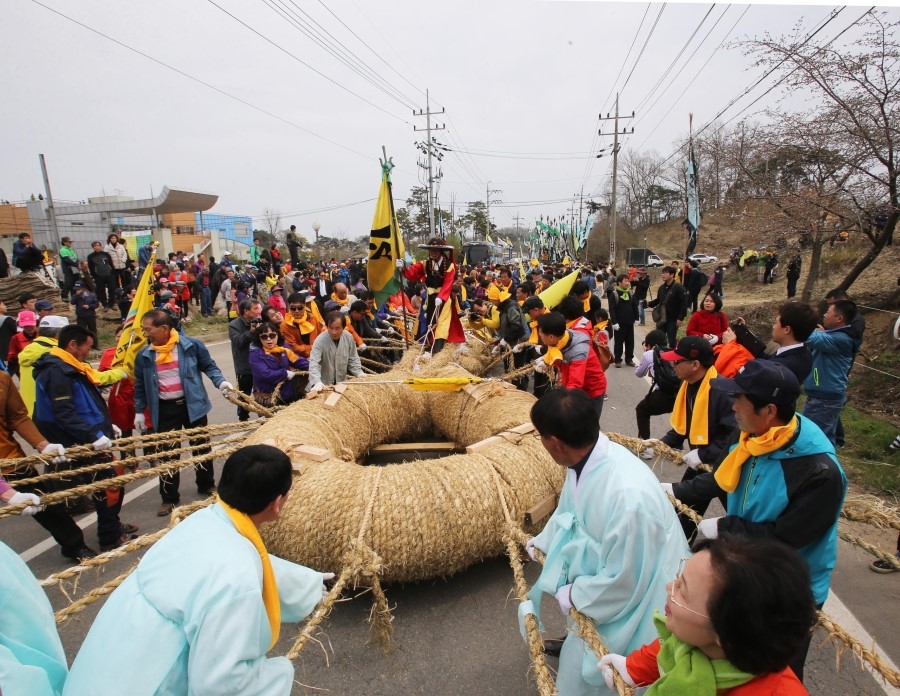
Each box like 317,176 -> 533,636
0,272 -> 67,312
248,366 -> 563,583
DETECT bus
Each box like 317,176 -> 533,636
461,242 -> 506,266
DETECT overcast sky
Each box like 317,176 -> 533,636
3,1 -> 891,239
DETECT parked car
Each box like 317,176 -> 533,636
689,253 -> 718,264
646,254 -> 664,267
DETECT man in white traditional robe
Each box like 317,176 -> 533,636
524,389 -> 689,695
64,444 -> 330,696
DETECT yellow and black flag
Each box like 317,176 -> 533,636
368,160 -> 406,306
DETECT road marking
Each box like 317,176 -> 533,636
824,591 -> 900,695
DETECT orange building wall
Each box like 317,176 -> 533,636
161,212 -> 196,234
0,204 -> 32,238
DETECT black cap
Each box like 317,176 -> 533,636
522,296 -> 544,311
659,336 -> 713,363
710,359 -> 800,405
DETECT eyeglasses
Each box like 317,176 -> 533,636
671,359 -> 692,366
669,557 -> 709,618
259,332 -> 278,339
289,305 -> 305,311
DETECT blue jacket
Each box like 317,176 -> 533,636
803,327 -> 860,399
248,346 -> 308,402
133,335 -> 226,427
718,414 -> 846,605
33,353 -> 112,447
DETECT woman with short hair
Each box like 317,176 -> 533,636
249,321 -> 308,405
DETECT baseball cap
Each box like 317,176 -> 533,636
39,315 -> 69,328
659,336 -> 714,364
34,299 -> 53,311
710,359 -> 800,406
271,285 -> 283,292
17,310 -> 37,327
323,300 -> 341,313
72,281 -> 84,290
522,296 -> 544,312
223,251 -> 232,256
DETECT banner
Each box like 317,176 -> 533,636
110,246 -> 158,378
368,161 -> 406,306
685,116 -> 700,257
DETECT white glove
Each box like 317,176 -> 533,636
499,338 -> 509,348
525,537 -> 537,561
133,413 -> 146,432
395,258 -> 404,268
111,424 -> 122,439
358,343 -> 367,353
309,382 -> 325,393
491,345 -> 502,356
321,571 -> 335,599
340,304 -> 350,314
93,435 -> 112,451
285,370 -> 299,380
705,333 -> 719,345
434,297 -> 443,309
661,482 -> 674,497
533,345 -> 545,355
698,516 -> 721,539
555,584 -> 574,615
612,323 -> 620,331
512,343 -> 526,353
533,357 -> 548,374
219,381 -> 234,392
683,448 -> 703,469
41,443 -> 67,464
598,654 -> 636,689
8,492 -> 42,516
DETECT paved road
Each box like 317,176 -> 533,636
3,337 -> 899,695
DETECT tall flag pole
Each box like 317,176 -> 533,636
369,147 -> 408,346
684,113 -> 701,258
110,245 -> 158,378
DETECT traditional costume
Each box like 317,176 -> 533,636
401,238 -> 465,353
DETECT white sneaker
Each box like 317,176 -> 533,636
640,447 -> 655,461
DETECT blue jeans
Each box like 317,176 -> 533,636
200,287 -> 212,316
802,395 -> 847,445
638,300 -> 646,325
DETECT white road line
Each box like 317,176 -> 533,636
19,478 -> 159,562
824,591 -> 900,695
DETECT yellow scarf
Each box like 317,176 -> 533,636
543,330 -> 571,366
151,330 -> 180,364
582,296 -> 592,312
284,312 -> 316,335
330,292 -> 349,306
528,309 -> 548,344
218,499 -> 281,649
264,344 -> 300,363
670,366 -> 717,446
715,417 -> 798,493
308,301 -> 326,327
49,347 -> 103,385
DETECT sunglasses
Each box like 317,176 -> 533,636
289,305 -> 305,311
671,359 -> 693,366
259,332 -> 278,339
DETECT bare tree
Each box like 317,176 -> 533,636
263,208 -> 282,243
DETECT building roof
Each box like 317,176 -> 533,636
54,186 -> 218,217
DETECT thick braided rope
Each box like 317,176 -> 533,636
841,495 -> 900,531
488,463 -> 561,696
837,529 -> 900,570
0,444 -> 241,519
817,612 -> 900,688
54,566 -> 137,623
568,610 -> 634,696
221,389 -> 276,418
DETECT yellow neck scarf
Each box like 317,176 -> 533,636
595,319 -> 608,334
151,330 -> 180,363
284,312 -> 316,335
670,366 -> 717,446
264,344 -> 300,363
528,309 -> 548,344
715,416 -> 798,493
49,347 -> 103,385
218,499 -> 281,649
582,296 -> 592,312
543,330 -> 571,365
330,293 -> 349,306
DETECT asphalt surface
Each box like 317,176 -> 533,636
3,336 -> 899,695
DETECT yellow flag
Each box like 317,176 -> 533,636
537,270 -> 579,310
368,163 -> 405,306
485,233 -> 493,244
111,247 -> 158,378
403,377 -> 483,391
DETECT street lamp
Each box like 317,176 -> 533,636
312,221 -> 321,268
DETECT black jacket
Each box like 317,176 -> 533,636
631,276 -> 650,302
763,345 -> 814,384
661,374 -> 737,465
606,287 -> 638,325
648,281 -> 688,322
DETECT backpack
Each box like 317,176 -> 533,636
652,346 -> 681,396
696,270 -> 709,289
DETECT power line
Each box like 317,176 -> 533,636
252,197 -> 377,221
204,0 -> 411,124
619,4 -> 668,96
30,0 -> 375,161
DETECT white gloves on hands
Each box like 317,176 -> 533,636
525,537 -> 536,561
698,516 -> 721,539
8,492 -> 42,515
133,413 -> 146,432
533,345 -> 545,355
309,382 -> 325,393
395,258 -> 404,268
491,345 -> 502,356
434,297 -> 443,308
340,305 -> 350,314
683,449 -> 703,469
612,324 -> 620,331
219,381 -> 234,392
512,343 -> 526,354
111,424 -> 122,439
533,357 -> 548,374
705,333 -> 719,345
41,443 -> 67,464
285,370 -> 299,380
598,654 -> 636,689
321,571 -> 335,599
93,436 -> 112,451
555,584 -> 574,615
358,343 -> 367,353
660,482 -> 674,497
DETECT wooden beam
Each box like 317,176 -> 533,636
323,383 -> 347,410
290,445 -> 332,464
465,422 -> 536,453
370,442 -> 458,454
524,493 -> 557,526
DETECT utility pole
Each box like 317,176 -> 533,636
413,89 -> 445,238
486,182 -> 502,240
38,154 -> 62,250
598,94 -> 634,264
512,213 -> 524,236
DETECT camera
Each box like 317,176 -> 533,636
249,318 -> 262,327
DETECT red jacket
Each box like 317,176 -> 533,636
626,639 -> 808,696
99,347 -> 150,431
686,309 -> 729,341
557,330 -> 607,398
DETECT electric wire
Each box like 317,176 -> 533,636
251,197 -> 377,221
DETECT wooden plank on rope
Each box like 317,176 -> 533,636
461,379 -> 518,404
290,445 -> 333,464
324,383 -> 347,410
525,493 -> 557,526
370,442 -> 458,454
466,422 -> 536,454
